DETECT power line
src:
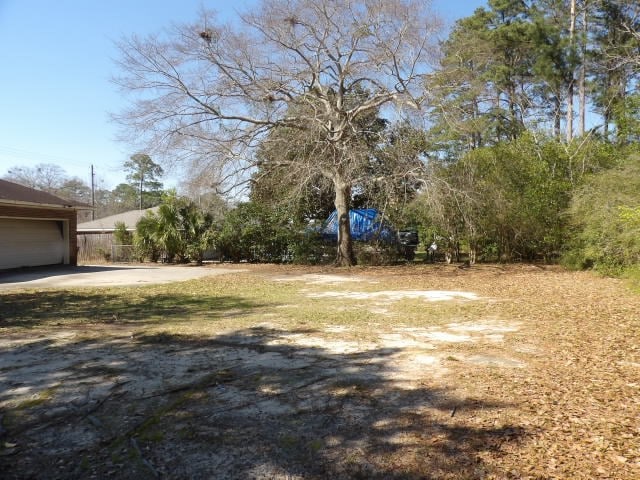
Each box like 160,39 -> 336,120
0,144 -> 92,167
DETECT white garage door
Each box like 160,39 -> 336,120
0,218 -> 66,269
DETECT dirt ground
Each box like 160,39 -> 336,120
1,264 -> 639,479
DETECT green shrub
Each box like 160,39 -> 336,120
414,135 -> 617,263
216,202 -> 295,263
132,192 -> 216,264
289,232 -> 331,265
563,154 -> 640,275
113,221 -> 133,245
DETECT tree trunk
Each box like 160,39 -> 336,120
578,3 -> 587,136
554,96 -> 562,140
473,99 -> 482,148
333,179 -> 356,266
508,86 -> 518,140
567,82 -> 574,142
566,0 -> 577,143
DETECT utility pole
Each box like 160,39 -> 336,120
139,172 -> 143,210
91,164 -> 96,220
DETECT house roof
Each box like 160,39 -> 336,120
0,178 -> 89,208
77,206 -> 160,232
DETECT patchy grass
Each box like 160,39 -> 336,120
13,387 -> 58,410
0,275 -> 295,334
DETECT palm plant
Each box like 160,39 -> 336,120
134,211 -> 161,262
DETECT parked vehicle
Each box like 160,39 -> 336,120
319,209 -> 418,261
397,229 -> 419,261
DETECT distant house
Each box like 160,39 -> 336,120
0,179 -> 90,270
77,207 -> 159,262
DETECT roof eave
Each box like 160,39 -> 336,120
0,198 -> 87,209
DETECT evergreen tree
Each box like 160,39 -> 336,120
123,153 -> 164,209
590,0 -> 640,142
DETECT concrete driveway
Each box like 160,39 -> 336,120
0,264 -> 246,290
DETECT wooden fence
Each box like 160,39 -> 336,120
77,233 -> 113,264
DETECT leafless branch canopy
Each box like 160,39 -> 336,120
113,0 -> 441,193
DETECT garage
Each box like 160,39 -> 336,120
0,218 -> 67,269
0,179 -> 88,270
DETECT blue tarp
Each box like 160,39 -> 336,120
320,209 -> 396,243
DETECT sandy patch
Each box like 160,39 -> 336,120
307,290 -> 480,301
465,354 -> 526,368
268,335 -> 376,355
390,320 -> 521,345
378,333 -> 437,349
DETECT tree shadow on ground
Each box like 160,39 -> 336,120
1,322 -> 527,479
0,291 -> 263,329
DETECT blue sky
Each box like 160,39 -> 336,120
0,0 -> 487,190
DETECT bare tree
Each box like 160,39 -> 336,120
114,0 -> 441,265
5,163 -> 68,192
4,163 -> 91,203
